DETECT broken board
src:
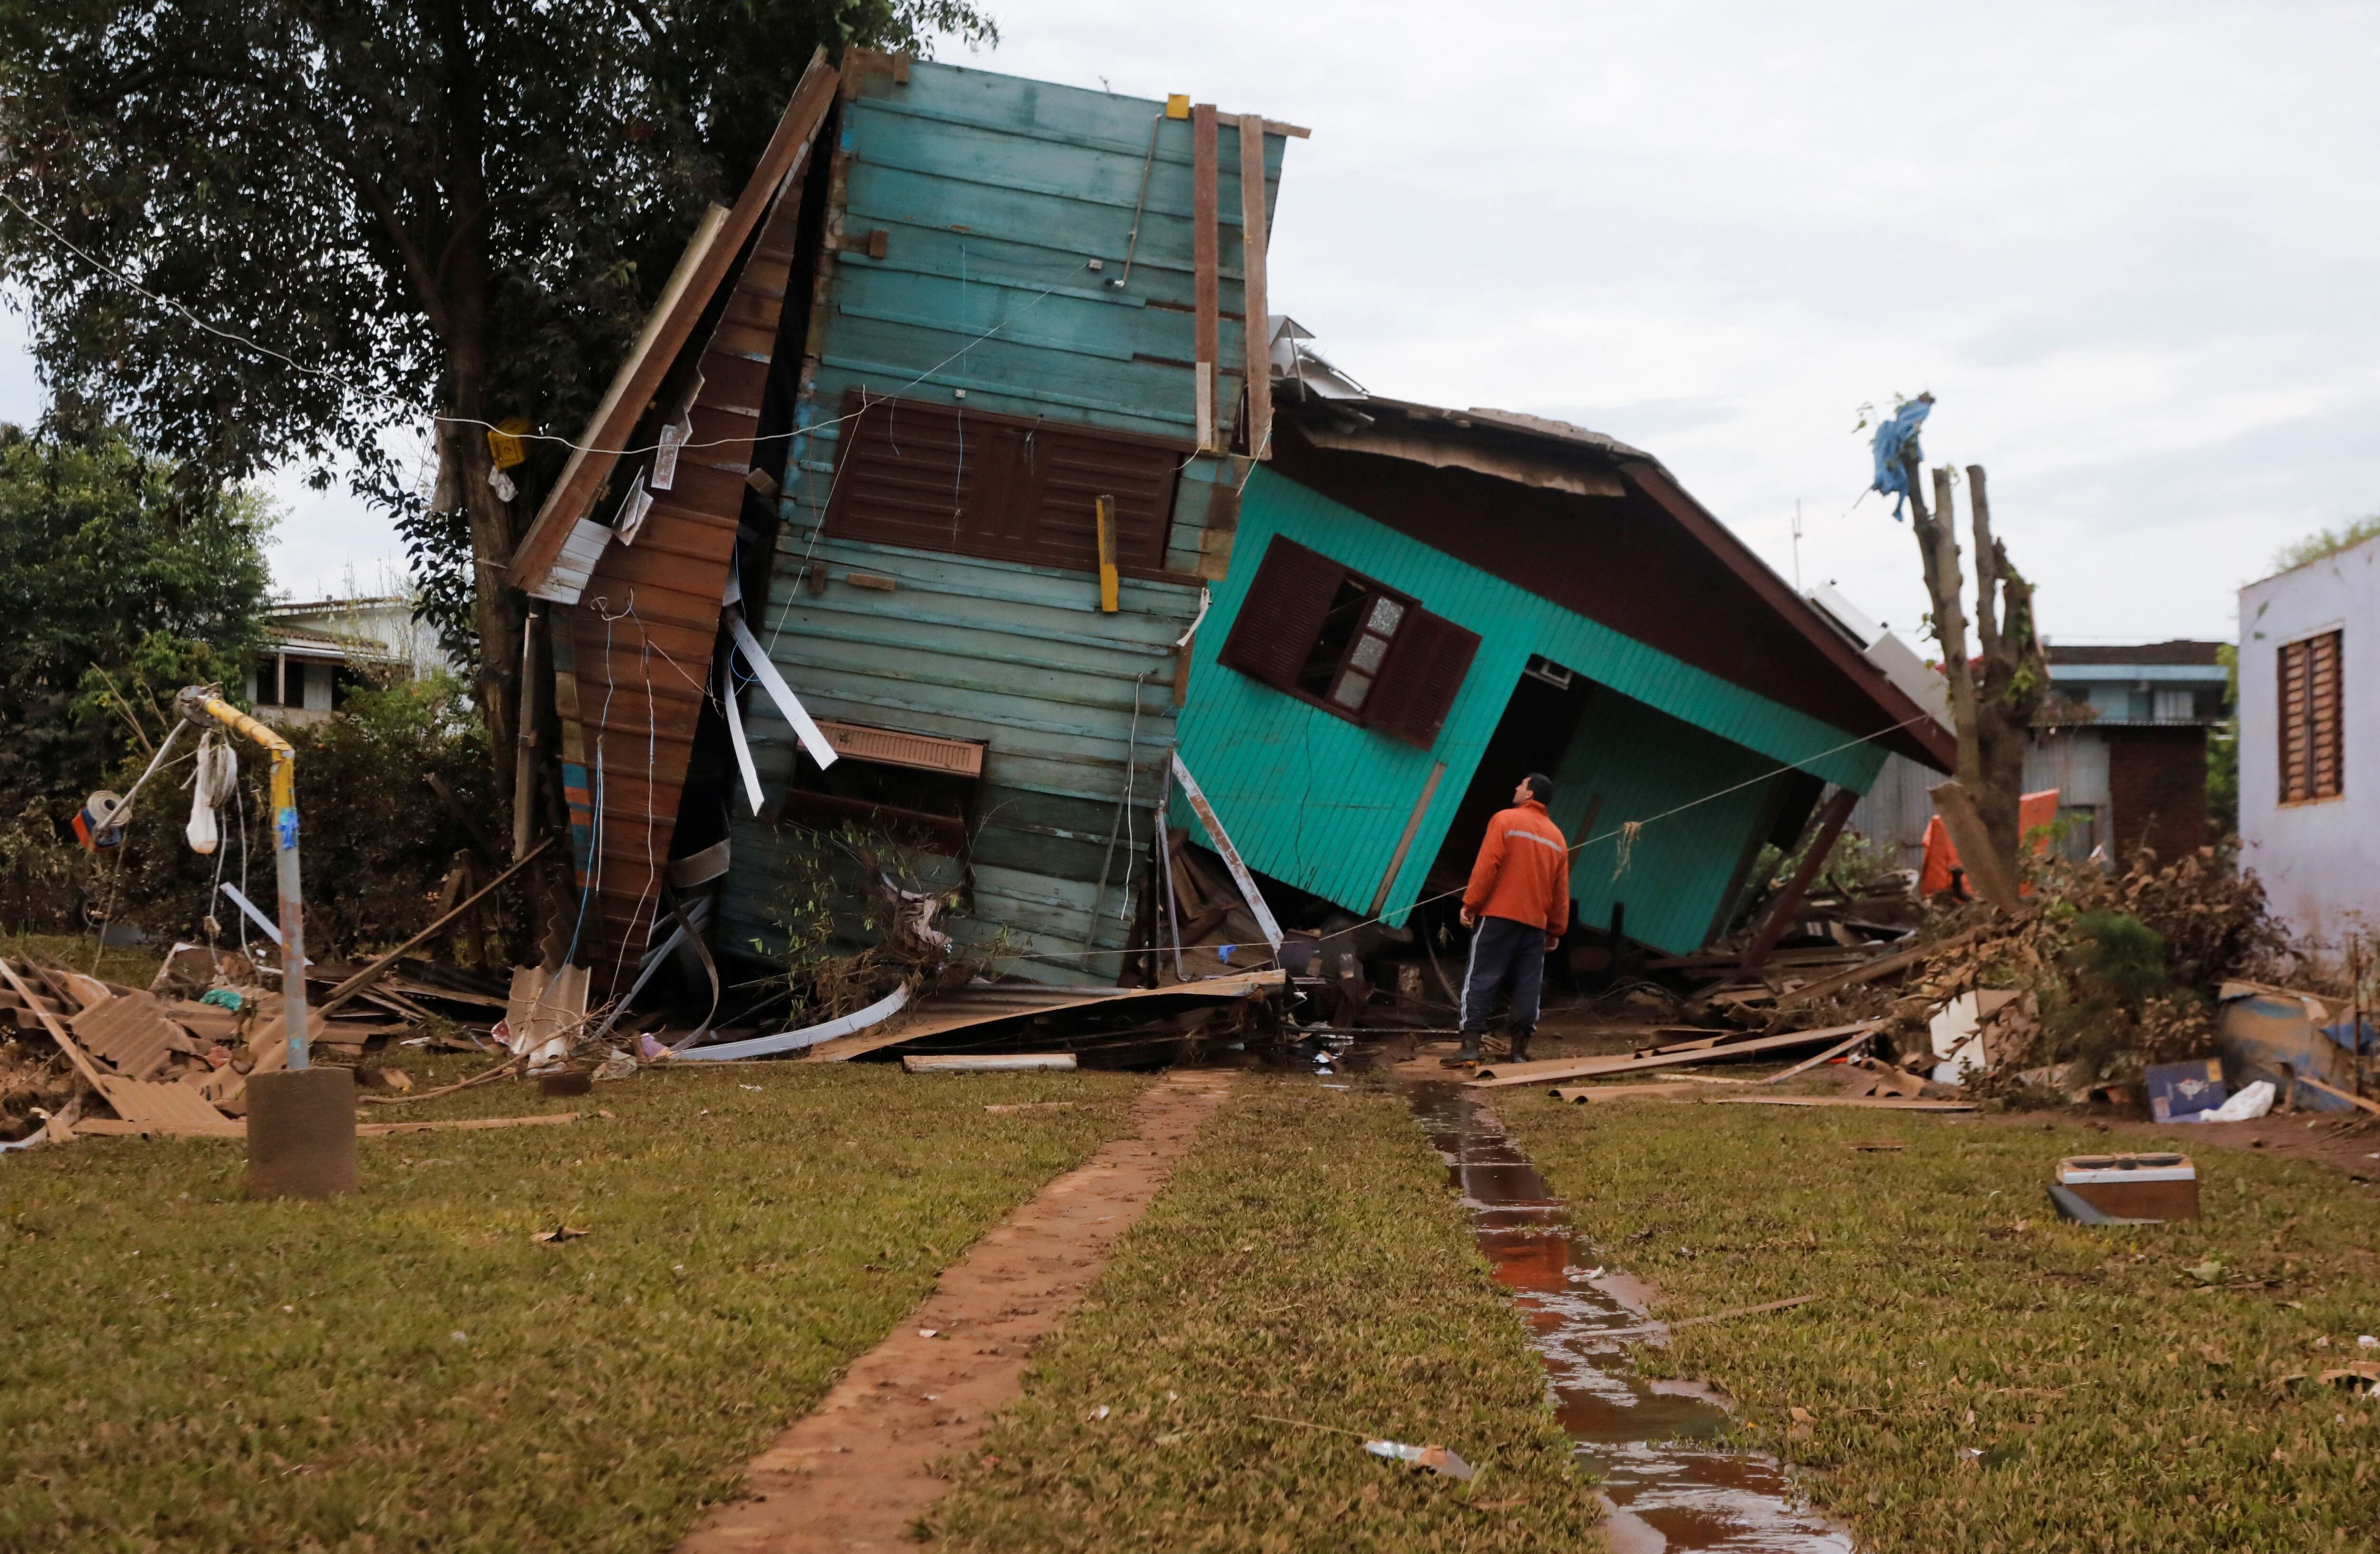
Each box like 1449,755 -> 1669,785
804,970 -> 1284,1062
1468,1022 -> 1881,1089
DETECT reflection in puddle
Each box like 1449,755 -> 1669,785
1404,1079 -> 1854,1553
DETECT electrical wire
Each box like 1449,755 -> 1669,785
4,188 -> 1091,466
988,708 -> 1939,965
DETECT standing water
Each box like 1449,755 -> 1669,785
1404,1079 -> 1854,1553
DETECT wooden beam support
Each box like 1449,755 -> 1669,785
1238,113 -> 1272,460
1191,103 -> 1220,452
1738,786 -> 1859,976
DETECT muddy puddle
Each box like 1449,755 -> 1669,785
1404,1078 -> 1853,1553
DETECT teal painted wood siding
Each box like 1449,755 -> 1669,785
1170,467 -> 1888,954
719,61 -> 1291,986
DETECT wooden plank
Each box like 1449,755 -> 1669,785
76,1112 -> 582,1141
2287,1070 -> 2380,1118
1739,786 -> 1858,975
1237,113 -> 1271,459
1929,780 -> 2017,912
314,839 -> 554,1020
357,1112 -> 580,1137
1761,1027 -> 1875,1083
1368,760 -> 1447,915
512,50 -> 837,593
1467,1022 -> 1882,1090
1548,1082 -> 1702,1104
1713,1095 -> 1976,1112
902,1054 -> 1078,1073
1774,928 -> 1980,1010
1095,495 -> 1120,612
1191,103 -> 1219,450
804,969 -> 1282,1061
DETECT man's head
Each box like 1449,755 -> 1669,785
1511,772 -> 1554,807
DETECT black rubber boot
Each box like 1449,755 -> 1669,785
1441,1034 -> 1484,1067
1507,1028 -> 1534,1064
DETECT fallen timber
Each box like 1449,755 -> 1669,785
1466,1020 -> 1882,1089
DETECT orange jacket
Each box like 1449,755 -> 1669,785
1464,800 -> 1571,935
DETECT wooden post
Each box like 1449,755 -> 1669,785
1740,787 -> 1860,976
2352,933 -> 2367,1100
1094,495 -> 1120,613
1191,104 -> 1220,452
1929,780 -> 2018,913
1238,114 -> 1272,459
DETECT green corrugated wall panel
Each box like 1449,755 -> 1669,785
1168,467 -> 1887,954
1548,690 -> 1795,953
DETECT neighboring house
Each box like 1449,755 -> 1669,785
2240,537 -> 2374,948
243,596 -> 454,728
1840,614 -> 2225,872
1170,396 -> 1953,956
509,52 -> 1299,987
2033,641 -> 2227,862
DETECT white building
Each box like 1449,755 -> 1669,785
243,595 -> 456,728
2239,536 -> 2375,950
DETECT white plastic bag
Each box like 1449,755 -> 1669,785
2194,1079 -> 2274,1123
184,735 -> 239,855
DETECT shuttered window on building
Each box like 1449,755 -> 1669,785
822,392 -> 1182,574
2278,629 -> 2343,803
1218,534 -> 1481,748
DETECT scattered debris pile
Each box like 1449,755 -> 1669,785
0,943 -> 531,1145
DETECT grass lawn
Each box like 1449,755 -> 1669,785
0,1058 -> 1149,1551
1504,1097 -> 2380,1553
924,1072 -> 1609,1554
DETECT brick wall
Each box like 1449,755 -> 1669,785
2107,726 -> 2210,861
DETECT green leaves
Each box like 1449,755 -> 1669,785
0,413 -> 272,817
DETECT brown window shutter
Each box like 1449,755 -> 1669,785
2280,632 -> 2345,802
2280,638 -> 2309,802
1220,536 -> 1347,692
823,393 -> 1184,574
1025,425 -> 1174,571
1365,607 -> 1480,748
2313,630 -> 2344,798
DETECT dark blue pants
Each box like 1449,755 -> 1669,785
1459,915 -> 1545,1034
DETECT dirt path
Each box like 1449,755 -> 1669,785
672,1068 -> 1239,1554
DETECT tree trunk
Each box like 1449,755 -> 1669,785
1906,457 -> 1980,788
1967,465 -> 2047,871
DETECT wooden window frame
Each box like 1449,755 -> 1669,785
1294,571 -> 1420,722
1218,535 -> 1480,749
2278,628 -> 2344,805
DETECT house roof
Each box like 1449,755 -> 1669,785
2046,640 -> 2225,667
1271,391 -> 1956,772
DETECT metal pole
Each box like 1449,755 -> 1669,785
177,689 -> 309,1070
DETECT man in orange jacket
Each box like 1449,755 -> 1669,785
1448,772 -> 1570,1066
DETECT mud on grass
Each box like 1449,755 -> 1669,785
924,1074 -> 1606,1554
0,1061 -> 1149,1551
1504,1099 -> 2380,1552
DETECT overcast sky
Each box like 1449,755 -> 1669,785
8,0 -> 2376,642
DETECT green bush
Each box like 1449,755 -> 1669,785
18,672 -> 507,961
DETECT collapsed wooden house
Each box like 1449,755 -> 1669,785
1168,385 -> 1957,957
509,50 -> 1300,990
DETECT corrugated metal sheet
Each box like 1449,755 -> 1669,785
1847,753 -> 1939,871
1168,466 -> 1887,953
718,60 -> 1293,986
1552,689 -> 1800,954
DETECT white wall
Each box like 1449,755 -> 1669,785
2239,535 -> 2380,949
